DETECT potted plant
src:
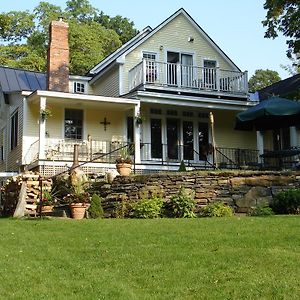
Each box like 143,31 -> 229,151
116,146 -> 133,176
64,181 -> 90,219
40,189 -> 57,213
135,113 -> 145,125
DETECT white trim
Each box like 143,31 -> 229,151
0,172 -> 17,177
26,90 -> 140,106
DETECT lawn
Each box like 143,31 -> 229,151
0,216 -> 299,299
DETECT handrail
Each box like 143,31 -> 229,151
215,147 -> 238,168
23,139 -> 39,165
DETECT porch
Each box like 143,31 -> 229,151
129,59 -> 248,97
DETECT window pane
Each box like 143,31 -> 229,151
65,109 -> 83,140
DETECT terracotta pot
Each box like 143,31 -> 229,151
70,203 -> 87,219
41,205 -> 54,213
116,163 -> 132,176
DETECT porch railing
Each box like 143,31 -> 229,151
129,59 -> 248,94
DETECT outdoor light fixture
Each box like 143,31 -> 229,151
188,36 -> 194,42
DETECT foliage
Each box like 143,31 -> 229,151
131,197 -> 164,219
88,194 -> 104,218
178,160 -> 187,172
262,0 -> 299,61
63,180 -> 90,204
247,205 -> 274,216
114,198 -> 131,219
0,0 -> 138,75
200,202 -> 233,217
115,145 -> 133,164
170,187 -> 196,218
272,189 -> 300,214
248,69 -> 281,92
40,107 -> 52,120
41,188 -> 58,206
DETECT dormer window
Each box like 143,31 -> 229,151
73,82 -> 85,94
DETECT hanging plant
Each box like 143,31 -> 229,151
40,107 -> 53,121
135,113 -> 145,125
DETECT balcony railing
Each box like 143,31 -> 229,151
129,59 -> 248,95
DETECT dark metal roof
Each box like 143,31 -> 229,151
0,66 -> 46,93
258,74 -> 300,100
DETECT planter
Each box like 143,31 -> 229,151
116,163 -> 132,176
70,203 -> 87,219
41,205 -> 54,213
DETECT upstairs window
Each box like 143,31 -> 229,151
143,52 -> 157,83
64,109 -> 83,140
10,110 -> 18,150
73,82 -> 85,94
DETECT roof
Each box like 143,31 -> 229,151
258,73 -> 300,100
0,66 -> 46,93
89,8 -> 241,83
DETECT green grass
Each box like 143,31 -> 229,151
0,217 -> 299,299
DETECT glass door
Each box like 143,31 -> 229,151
181,54 -> 193,87
151,119 -> 162,159
183,121 -> 194,160
167,118 -> 179,160
167,52 -> 179,86
198,122 -> 209,160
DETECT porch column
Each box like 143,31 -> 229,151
39,97 -> 46,160
134,104 -> 141,164
256,131 -> 264,162
290,126 -> 298,147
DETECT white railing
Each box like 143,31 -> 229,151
23,139 -> 39,165
129,59 -> 248,94
44,139 -> 127,162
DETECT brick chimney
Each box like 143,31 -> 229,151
47,18 -> 69,92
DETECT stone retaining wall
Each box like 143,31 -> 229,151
98,171 -> 300,216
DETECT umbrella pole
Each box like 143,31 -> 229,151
209,112 -> 217,169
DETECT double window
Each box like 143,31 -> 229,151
64,109 -> 83,140
10,111 -> 18,150
73,82 -> 85,94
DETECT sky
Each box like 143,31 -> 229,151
0,0 -> 293,79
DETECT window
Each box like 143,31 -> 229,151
183,111 -> 193,117
167,110 -> 177,116
150,108 -> 162,115
143,52 -> 157,83
10,111 -> 18,150
64,109 -> 83,140
73,82 -> 85,94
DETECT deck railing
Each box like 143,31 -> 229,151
129,59 -> 248,94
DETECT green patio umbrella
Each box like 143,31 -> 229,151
235,96 -> 300,131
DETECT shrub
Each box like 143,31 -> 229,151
88,194 -> 104,219
272,189 -> 300,214
247,205 -> 274,217
131,197 -> 164,219
200,202 -> 233,217
178,160 -> 187,172
170,187 -> 196,218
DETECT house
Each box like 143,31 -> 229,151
0,9 -> 259,176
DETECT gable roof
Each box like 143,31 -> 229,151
89,8 -> 241,82
0,66 -> 46,93
258,74 -> 300,100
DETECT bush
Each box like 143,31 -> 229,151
131,197 -> 164,219
272,189 -> 300,214
170,187 -> 196,218
88,194 -> 104,219
200,202 -> 233,217
247,205 -> 274,217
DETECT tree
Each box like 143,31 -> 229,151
0,0 -> 138,75
262,0 -> 299,65
248,69 -> 281,92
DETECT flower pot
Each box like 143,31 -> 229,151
70,203 -> 87,219
41,205 -> 54,213
116,163 -> 132,176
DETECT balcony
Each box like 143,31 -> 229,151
129,60 -> 248,97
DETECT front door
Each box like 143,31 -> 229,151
198,122 -> 209,160
151,119 -> 162,159
183,121 -> 194,160
273,128 -> 290,150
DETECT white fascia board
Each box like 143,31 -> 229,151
0,172 -> 18,177
69,75 -> 92,81
26,90 -> 140,106
137,91 -> 257,111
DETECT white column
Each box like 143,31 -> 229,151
39,97 -> 46,159
134,103 -> 141,164
290,126 -> 298,147
256,131 -> 264,163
